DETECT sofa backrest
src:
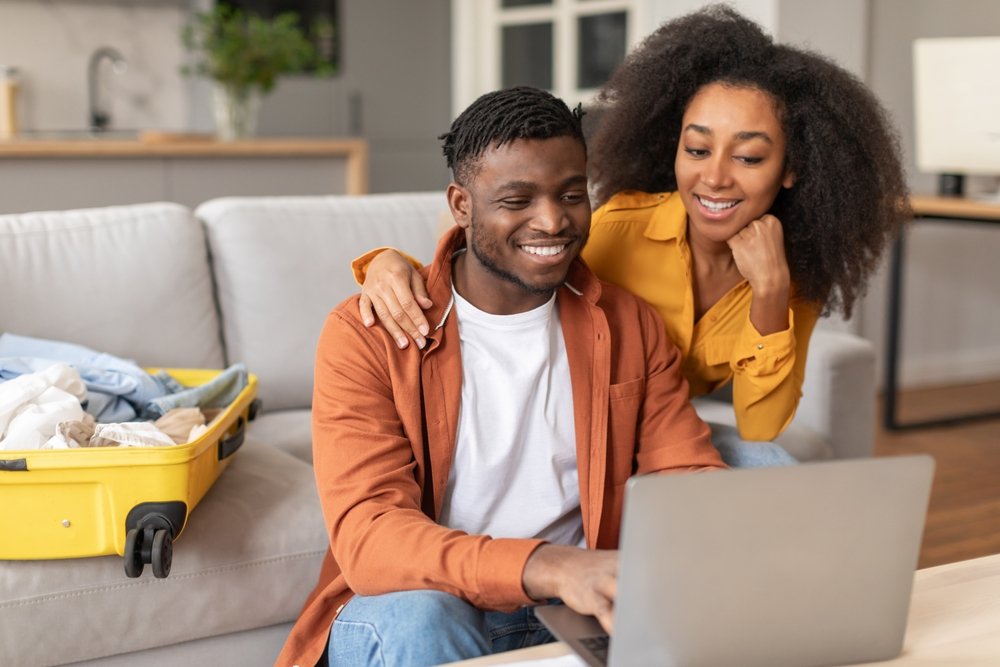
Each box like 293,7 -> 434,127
0,203 -> 225,369
196,193 -> 448,412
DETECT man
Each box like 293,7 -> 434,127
278,87 -> 725,667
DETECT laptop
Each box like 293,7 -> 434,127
536,455 -> 935,667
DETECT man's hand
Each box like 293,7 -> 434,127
727,215 -> 791,335
358,249 -> 433,349
523,544 -> 618,634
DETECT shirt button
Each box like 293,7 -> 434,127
757,343 -> 764,350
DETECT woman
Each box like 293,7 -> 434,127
353,5 -> 908,464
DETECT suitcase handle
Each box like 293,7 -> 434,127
0,458 -> 27,471
218,417 -> 246,461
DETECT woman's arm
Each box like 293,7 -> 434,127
352,248 -> 432,349
729,297 -> 820,441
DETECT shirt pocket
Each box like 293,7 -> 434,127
607,377 -> 645,483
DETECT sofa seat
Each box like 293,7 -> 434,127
250,409 -> 314,464
0,439 -> 328,666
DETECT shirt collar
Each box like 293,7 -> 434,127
643,192 -> 688,242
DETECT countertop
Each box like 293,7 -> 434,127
0,133 -> 369,195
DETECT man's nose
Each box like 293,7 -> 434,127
532,198 -> 570,234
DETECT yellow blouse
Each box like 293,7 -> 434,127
584,191 -> 819,441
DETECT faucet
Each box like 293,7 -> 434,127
88,47 -> 127,133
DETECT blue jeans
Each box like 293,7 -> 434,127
709,422 -> 798,467
327,590 -> 555,666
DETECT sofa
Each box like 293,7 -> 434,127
0,193 -> 875,666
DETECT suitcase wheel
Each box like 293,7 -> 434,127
151,528 -> 173,578
124,526 -> 173,579
124,528 -> 144,578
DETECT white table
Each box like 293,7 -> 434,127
448,553 -> 1000,666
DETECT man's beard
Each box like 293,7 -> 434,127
468,216 -> 581,296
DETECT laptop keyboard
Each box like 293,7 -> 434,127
579,634 -> 610,664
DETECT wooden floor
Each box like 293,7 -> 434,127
875,379 -> 1000,568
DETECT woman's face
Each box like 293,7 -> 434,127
674,82 -> 795,245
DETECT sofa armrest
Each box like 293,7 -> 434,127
793,328 -> 876,459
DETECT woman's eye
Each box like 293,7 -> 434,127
736,156 -> 764,165
684,147 -> 709,158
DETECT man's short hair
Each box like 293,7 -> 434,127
440,86 -> 586,185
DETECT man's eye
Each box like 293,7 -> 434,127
562,192 -> 586,204
501,199 -> 530,208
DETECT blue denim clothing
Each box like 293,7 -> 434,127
328,591 -> 555,667
0,334 -> 247,423
142,364 -> 247,419
0,334 -> 171,422
708,422 -> 798,467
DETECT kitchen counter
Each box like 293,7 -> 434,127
0,136 -> 368,195
0,136 -> 369,213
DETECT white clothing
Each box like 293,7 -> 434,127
439,289 -> 583,546
0,363 -> 86,450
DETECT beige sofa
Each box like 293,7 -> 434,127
0,193 -> 874,666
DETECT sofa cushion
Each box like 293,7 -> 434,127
0,438 -> 328,666
0,203 -> 224,369
249,408 -> 314,463
196,193 -> 448,412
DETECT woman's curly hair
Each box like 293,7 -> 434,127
589,4 -> 910,317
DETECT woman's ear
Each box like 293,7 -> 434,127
782,169 -> 796,189
447,182 -> 472,229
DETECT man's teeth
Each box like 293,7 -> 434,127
697,196 -> 738,212
522,244 -> 566,256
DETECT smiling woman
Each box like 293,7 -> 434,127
350,5 -> 908,464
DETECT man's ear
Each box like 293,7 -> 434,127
447,182 -> 472,229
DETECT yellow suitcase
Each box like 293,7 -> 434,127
0,368 -> 258,578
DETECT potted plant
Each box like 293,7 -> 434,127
182,6 -> 330,140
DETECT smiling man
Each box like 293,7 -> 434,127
278,87 -> 725,667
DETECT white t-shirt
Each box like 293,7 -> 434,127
438,287 -> 583,546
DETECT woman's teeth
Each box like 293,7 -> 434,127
697,196 -> 739,212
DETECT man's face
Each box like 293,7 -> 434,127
448,136 -> 591,314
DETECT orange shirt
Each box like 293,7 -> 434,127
584,191 -> 820,441
280,226 -> 724,666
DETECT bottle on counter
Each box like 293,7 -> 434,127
0,67 -> 21,140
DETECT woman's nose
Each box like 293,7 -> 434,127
702,156 -> 732,190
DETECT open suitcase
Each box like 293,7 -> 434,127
0,368 -> 258,578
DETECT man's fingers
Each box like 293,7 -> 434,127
593,598 -> 615,635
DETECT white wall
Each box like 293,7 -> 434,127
0,0 -> 189,132
862,0 -> 1000,389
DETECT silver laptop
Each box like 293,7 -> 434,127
536,455 -> 935,667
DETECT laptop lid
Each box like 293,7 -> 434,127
539,455 -> 934,667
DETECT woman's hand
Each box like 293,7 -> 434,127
358,250 -> 433,349
727,215 -> 791,335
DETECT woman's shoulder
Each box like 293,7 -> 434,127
594,190 -> 675,217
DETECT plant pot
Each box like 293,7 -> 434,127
212,83 -> 261,141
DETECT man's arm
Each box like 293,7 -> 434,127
312,304 -> 541,611
523,545 -> 619,633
